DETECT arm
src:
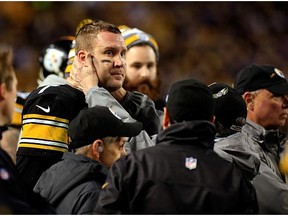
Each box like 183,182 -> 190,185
215,134 -> 261,180
119,91 -> 161,136
253,162 -> 288,213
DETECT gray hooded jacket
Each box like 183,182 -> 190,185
215,119 -> 288,213
34,152 -> 108,214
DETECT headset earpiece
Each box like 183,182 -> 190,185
97,145 -> 103,153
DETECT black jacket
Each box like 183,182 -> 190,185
0,147 -> 55,214
33,152 -> 108,214
121,90 -> 161,135
95,121 -> 258,214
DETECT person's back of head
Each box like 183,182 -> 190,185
38,36 -> 75,84
165,78 -> 215,124
209,82 -> 247,138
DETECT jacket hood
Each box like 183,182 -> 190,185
156,120 -> 216,149
33,152 -> 108,204
38,74 -> 68,87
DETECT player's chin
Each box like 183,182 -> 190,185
278,119 -> 287,127
110,80 -> 124,90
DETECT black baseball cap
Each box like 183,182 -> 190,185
234,64 -> 288,95
68,106 -> 143,149
166,78 -> 215,122
209,83 -> 247,135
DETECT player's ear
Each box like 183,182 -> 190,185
76,50 -> 88,65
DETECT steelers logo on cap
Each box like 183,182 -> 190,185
274,68 -> 285,79
43,48 -> 66,74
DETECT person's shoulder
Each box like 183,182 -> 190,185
24,85 -> 86,110
116,145 -> 159,169
30,84 -> 83,97
216,131 -> 244,146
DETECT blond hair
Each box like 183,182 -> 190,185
75,20 -> 121,54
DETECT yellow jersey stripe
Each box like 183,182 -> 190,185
102,182 -> 109,189
21,123 -> 68,144
23,114 -> 69,124
18,143 -> 68,152
19,138 -> 68,148
22,118 -> 68,129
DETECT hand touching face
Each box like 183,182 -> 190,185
68,31 -> 127,94
68,52 -> 98,94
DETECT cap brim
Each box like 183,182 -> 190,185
115,121 -> 143,138
69,122 -> 143,150
267,82 -> 288,95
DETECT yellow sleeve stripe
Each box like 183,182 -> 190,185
23,118 -> 68,129
11,103 -> 24,125
11,112 -> 22,126
23,114 -> 69,124
19,138 -> 68,148
102,182 -> 109,189
18,143 -> 68,152
21,123 -> 68,144
14,103 -> 23,113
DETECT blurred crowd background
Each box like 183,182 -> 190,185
1,1 -> 288,98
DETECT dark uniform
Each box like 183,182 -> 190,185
16,84 -> 87,191
0,146 -> 34,214
95,121 -> 258,214
0,145 -> 55,214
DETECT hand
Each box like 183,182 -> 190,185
68,53 -> 99,94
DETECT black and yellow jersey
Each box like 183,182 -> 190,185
17,84 -> 87,157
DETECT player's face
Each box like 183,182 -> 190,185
91,31 -> 127,92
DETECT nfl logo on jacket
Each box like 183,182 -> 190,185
185,157 -> 197,170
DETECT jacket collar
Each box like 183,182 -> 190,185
243,119 -> 287,154
156,120 -> 216,149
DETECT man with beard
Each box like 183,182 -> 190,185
119,25 -> 165,113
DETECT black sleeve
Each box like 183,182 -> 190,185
120,91 -> 161,135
